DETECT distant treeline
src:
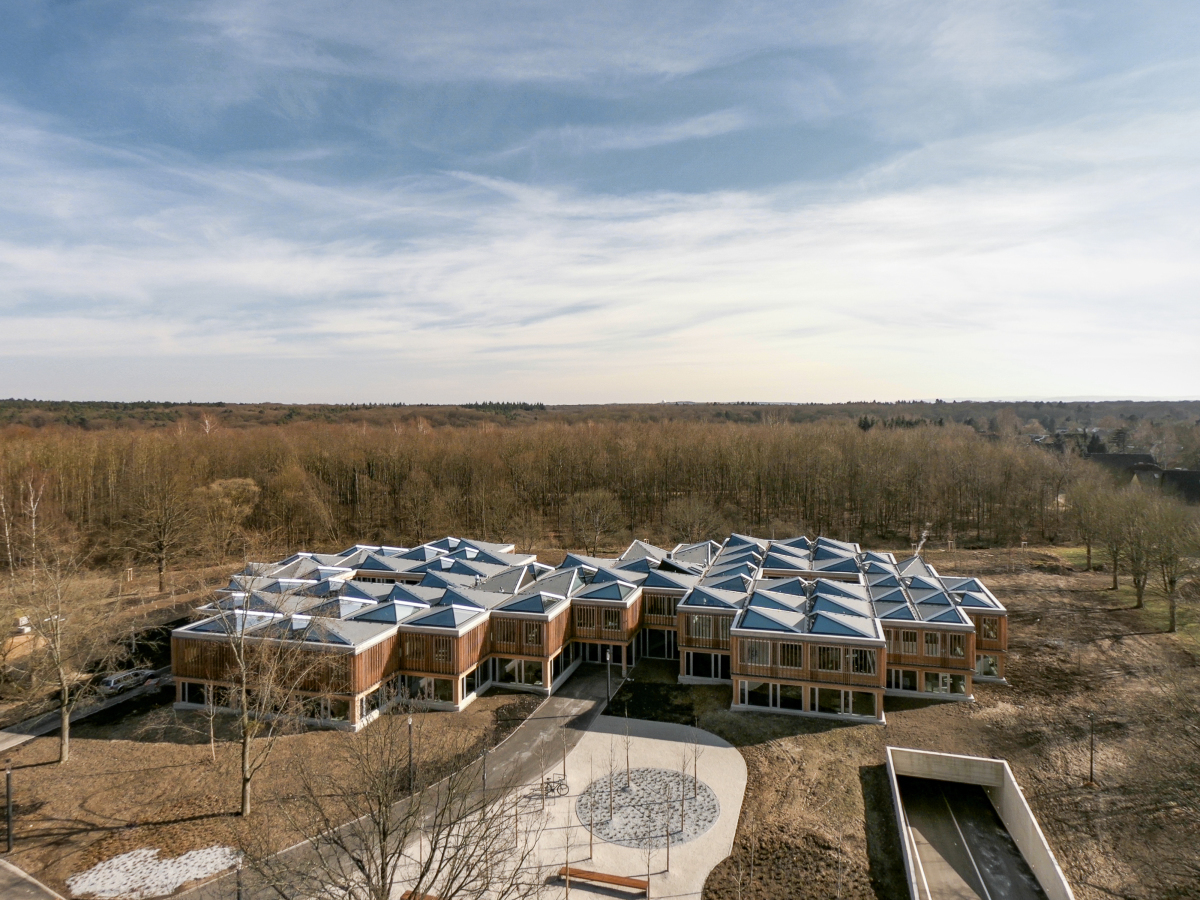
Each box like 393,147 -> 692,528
2,398 -> 1199,435
1,419 -> 1174,583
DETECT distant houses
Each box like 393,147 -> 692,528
172,533 -> 1009,729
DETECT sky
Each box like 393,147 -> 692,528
1,1 -> 1198,404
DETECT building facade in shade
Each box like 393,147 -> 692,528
171,533 -> 1008,730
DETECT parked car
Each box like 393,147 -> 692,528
99,669 -> 156,695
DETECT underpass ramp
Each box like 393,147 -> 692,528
886,747 -> 1075,900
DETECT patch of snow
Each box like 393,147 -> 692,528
66,846 -> 238,899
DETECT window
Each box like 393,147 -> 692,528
976,654 -> 999,677
947,633 -> 965,659
981,617 -> 1000,641
851,648 -> 877,675
924,632 -> 941,657
778,684 -> 805,710
742,680 -> 771,707
717,616 -> 732,641
887,668 -> 917,691
521,659 -> 544,687
778,643 -> 803,669
815,687 -> 842,714
687,652 -> 713,678
524,622 -> 542,649
817,646 -> 842,672
494,619 -> 518,646
851,692 -> 876,717
901,630 -> 918,655
647,595 -> 676,618
575,606 -> 597,630
924,672 -> 947,693
404,635 -> 425,663
433,637 -> 452,663
885,629 -> 898,654
741,639 -> 771,666
689,615 -> 713,640
603,609 -> 621,632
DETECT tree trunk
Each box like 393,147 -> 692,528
1111,554 -> 1119,590
241,730 -> 252,817
1134,575 -> 1146,609
1085,540 -> 1092,571
158,555 -> 166,593
1168,592 -> 1177,633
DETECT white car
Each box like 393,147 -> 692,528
99,669 -> 156,695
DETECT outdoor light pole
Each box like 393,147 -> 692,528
5,758 -> 12,853
605,649 -> 611,704
408,716 -> 414,792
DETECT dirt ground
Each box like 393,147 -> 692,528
611,547 -> 1200,900
4,689 -> 542,897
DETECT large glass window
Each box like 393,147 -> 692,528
498,658 -> 519,684
851,692 -> 876,717
745,681 -> 771,707
603,609 -> 621,632
975,654 -> 999,677
521,660 -> 544,687
778,684 -> 805,711
981,617 -> 1000,641
575,607 -> 597,630
433,637 -> 452,663
902,630 -> 918,655
815,688 -> 842,714
924,672 -> 948,693
524,622 -> 542,649
647,595 -> 676,617
885,629 -> 897,654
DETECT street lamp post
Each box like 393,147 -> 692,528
408,716 -> 414,792
605,649 -> 611,704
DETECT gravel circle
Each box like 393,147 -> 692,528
575,767 -> 720,849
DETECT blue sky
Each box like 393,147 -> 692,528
1,1 -> 1198,403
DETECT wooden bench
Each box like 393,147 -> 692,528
558,866 -> 650,896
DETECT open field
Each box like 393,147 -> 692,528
611,547 -> 1200,900
3,689 -> 542,897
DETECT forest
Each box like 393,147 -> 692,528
1,408 -> 1197,585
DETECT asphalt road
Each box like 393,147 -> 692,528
0,667 -> 173,754
0,859 -> 64,900
897,775 -> 1048,900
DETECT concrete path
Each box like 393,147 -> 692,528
179,663 -> 621,899
0,858 -> 65,900
0,668 -> 172,755
532,715 -> 747,900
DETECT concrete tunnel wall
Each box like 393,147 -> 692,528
886,746 -> 1076,900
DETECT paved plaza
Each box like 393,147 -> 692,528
530,714 -> 747,899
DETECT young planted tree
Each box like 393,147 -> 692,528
247,720 -> 548,900
19,546 -> 128,763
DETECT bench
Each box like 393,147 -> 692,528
558,866 -> 650,896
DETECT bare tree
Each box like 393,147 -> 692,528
663,496 -> 723,544
1150,498 -> 1200,633
18,545 -> 128,763
569,491 -> 622,556
121,464 -> 199,593
195,478 -> 260,563
247,720 -> 548,900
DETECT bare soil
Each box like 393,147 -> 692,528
5,689 -> 541,897
611,547 -> 1200,900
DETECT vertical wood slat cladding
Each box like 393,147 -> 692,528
731,637 -> 885,688
457,623 -> 489,671
546,612 -> 569,656
351,634 -> 399,692
571,599 -> 640,643
172,636 -> 354,694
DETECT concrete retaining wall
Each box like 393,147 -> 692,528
885,746 -> 1075,900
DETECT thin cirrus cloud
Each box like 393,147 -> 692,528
0,1 -> 1197,403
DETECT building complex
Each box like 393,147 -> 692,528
171,533 -> 1008,729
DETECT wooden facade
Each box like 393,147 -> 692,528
731,637 -> 885,688
571,598 -> 641,644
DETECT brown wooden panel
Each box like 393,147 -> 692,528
731,638 -> 885,688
